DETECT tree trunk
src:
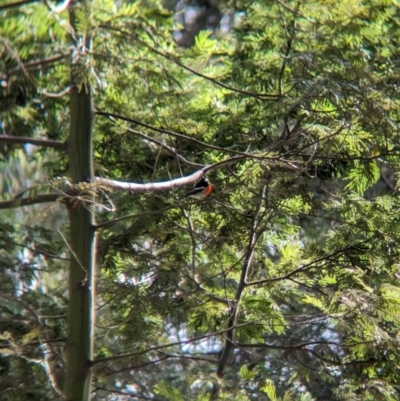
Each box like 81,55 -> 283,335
64,5 -> 96,398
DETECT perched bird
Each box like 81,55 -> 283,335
181,177 -> 213,199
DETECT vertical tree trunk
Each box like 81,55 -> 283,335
64,4 -> 96,398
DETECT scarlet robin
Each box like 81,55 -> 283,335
181,177 -> 213,199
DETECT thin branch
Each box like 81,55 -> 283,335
93,387 -> 153,400
3,54 -> 68,79
21,302 -> 66,398
182,208 -> 197,271
246,238 -> 373,286
186,284 -> 230,306
1,237 -> 69,261
0,193 -> 60,210
25,337 -> 66,345
99,109 -> 303,161
380,171 -> 395,190
235,340 -> 337,351
101,25 -> 281,101
277,2 -> 298,96
41,86 -> 71,98
92,333 -> 213,365
124,125 -> 204,168
103,356 -> 170,377
157,351 -> 216,364
143,39 -> 281,101
95,168 -> 207,192
96,110 -> 262,158
216,185 -> 268,378
58,229 -> 87,275
235,341 -> 377,367
298,152 -> 400,161
0,134 -> 66,150
287,277 -> 326,294
92,321 -> 262,366
274,0 -> 311,20
93,204 -> 183,230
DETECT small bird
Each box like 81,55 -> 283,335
181,177 -> 213,199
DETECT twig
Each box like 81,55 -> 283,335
58,229 -> 87,274
0,193 -> 60,210
274,0 -> 311,20
4,54 -> 68,78
101,25 -> 281,101
216,185 -> 268,378
124,125 -> 204,168
92,320 -> 269,365
144,40 -> 281,101
0,134 -> 66,150
103,356 -> 170,377
96,110 -> 262,158
93,204 -> 184,230
0,237 -> 69,261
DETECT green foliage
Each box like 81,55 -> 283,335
261,379 -> 278,401
155,380 -> 184,401
2,0 -> 400,400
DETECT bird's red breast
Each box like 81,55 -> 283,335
203,184 -> 213,196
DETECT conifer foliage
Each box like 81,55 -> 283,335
1,0 -> 400,400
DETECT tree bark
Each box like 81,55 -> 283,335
64,2 -> 96,399
0,134 -> 66,149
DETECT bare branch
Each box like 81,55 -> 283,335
216,185 -> 268,378
92,321 -> 261,366
1,237 -> 69,261
142,37 -> 281,101
277,2 -> 298,96
94,155 -> 251,193
0,193 -> 60,209
0,134 -> 66,150
95,169 -> 207,193
96,110 -> 269,158
158,351 -> 216,364
2,54 -> 68,80
98,110 -> 303,161
235,340 -> 375,367
92,333 -> 214,365
93,204 -> 182,230
100,25 -> 281,101
125,126 -> 204,168
103,356 -> 170,377
41,86 -> 71,98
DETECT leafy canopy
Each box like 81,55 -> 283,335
1,0 -> 400,400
